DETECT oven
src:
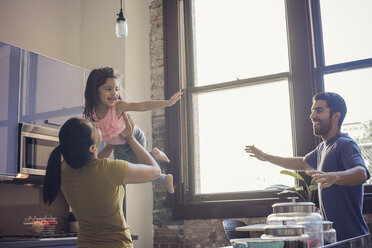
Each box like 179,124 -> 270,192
18,123 -> 60,176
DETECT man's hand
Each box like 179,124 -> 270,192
305,170 -> 338,189
245,145 -> 267,161
306,165 -> 368,188
167,90 -> 183,107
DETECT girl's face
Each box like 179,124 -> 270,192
97,78 -> 120,107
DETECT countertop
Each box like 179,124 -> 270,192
0,236 -> 77,248
322,233 -> 371,248
226,234 -> 372,248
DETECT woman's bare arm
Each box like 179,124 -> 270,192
119,114 -> 161,184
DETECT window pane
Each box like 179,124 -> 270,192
192,81 -> 293,194
320,0 -> 372,65
324,68 -> 372,184
193,0 -> 289,86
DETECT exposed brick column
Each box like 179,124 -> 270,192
149,0 -> 174,227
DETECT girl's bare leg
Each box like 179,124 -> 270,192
166,174 -> 175,194
152,147 -> 170,163
152,148 -> 173,193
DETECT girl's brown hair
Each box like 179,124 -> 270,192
83,67 -> 119,121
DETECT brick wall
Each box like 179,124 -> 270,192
153,218 -> 265,248
149,0 -> 265,247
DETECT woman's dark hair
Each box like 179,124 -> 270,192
83,67 -> 119,121
313,91 -> 347,128
43,118 -> 94,205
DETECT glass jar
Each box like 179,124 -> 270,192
267,201 -> 323,248
68,206 -> 79,233
261,225 -> 308,248
322,221 -> 336,245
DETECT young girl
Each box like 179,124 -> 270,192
44,116 -> 161,247
83,67 -> 182,194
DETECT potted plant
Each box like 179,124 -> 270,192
278,170 -> 318,202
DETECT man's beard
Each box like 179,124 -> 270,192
313,118 -> 332,136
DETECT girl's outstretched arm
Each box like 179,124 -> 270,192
117,90 -> 183,112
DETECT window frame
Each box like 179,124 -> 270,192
163,0 -> 372,219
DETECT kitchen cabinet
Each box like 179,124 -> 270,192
0,42 -> 20,174
19,50 -> 86,126
0,41 -> 87,175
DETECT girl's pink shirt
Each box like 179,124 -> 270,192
93,103 -> 127,145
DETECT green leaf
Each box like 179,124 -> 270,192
310,178 -> 317,185
294,186 -> 304,191
284,187 -> 297,191
309,185 -> 318,191
278,189 -> 297,195
280,170 -> 305,181
277,190 -> 306,201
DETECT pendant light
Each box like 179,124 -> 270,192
116,0 -> 128,38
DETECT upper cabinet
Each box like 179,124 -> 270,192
0,41 -> 87,174
19,50 -> 86,126
0,42 -> 20,174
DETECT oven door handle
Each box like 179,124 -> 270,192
44,120 -> 61,127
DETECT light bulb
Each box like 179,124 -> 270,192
116,19 -> 128,38
116,8 -> 127,38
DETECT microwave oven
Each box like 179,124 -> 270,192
18,123 -> 60,176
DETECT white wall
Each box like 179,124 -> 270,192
0,0 -> 154,246
0,0 -> 82,65
121,1 -> 154,247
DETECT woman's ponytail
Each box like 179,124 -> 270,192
43,145 -> 62,205
43,117 -> 94,205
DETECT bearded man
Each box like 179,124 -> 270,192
245,92 -> 370,241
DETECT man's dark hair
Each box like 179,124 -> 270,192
313,92 -> 347,128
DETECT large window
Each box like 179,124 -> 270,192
320,0 -> 372,65
163,0 -> 372,219
192,0 -> 289,86
190,0 -> 293,195
193,81 -> 293,194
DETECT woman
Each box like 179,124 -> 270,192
43,114 -> 160,248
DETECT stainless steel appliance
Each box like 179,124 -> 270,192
261,225 -> 309,248
266,200 -> 324,248
18,123 -> 59,176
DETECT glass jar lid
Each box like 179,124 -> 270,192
264,224 -> 305,237
272,202 -> 316,213
322,221 -> 333,231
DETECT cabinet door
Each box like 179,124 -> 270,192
0,42 -> 20,174
19,50 -> 85,126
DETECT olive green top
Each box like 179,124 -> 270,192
61,158 -> 132,248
